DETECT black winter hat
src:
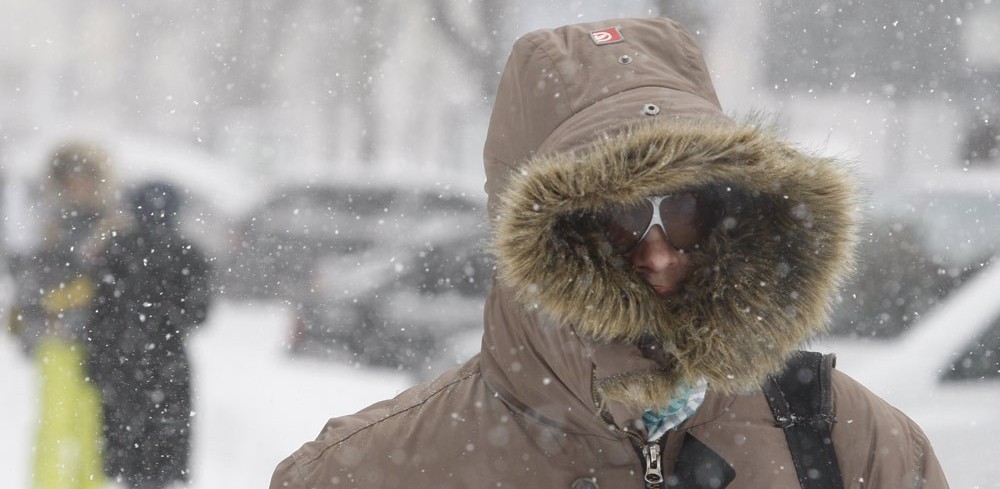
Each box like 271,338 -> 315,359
131,180 -> 181,224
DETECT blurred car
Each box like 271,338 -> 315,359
814,258 -> 1000,488
225,182 -> 492,375
828,183 -> 1000,338
874,183 -> 1000,267
223,185 -> 395,299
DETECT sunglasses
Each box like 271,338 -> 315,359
586,193 -> 716,254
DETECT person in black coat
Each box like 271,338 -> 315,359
86,181 -> 212,489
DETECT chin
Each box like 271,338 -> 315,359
649,282 -> 684,297
654,287 -> 678,297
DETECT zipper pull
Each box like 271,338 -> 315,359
643,442 -> 663,486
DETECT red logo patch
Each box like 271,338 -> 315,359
590,26 -> 624,45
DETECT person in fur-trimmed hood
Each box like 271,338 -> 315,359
270,17 -> 948,489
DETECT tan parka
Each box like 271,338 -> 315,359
270,17 -> 949,489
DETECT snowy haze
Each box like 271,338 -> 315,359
3,1 -> 1000,488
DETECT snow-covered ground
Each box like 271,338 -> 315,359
0,299 -> 414,488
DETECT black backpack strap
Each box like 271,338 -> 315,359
762,351 -> 844,489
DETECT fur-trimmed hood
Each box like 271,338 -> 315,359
481,18 -> 857,423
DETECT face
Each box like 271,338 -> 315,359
60,173 -> 103,211
629,223 -> 696,297
592,192 -> 714,297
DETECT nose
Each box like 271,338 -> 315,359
631,226 -> 684,270
630,225 -> 693,296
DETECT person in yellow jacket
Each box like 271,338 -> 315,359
8,141 -> 121,489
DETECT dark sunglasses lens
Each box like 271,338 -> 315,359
661,193 -> 709,251
598,200 -> 652,252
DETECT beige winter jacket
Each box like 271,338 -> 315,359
270,17 -> 948,489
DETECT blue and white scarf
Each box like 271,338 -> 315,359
642,379 -> 708,441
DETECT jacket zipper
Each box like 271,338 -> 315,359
618,426 -> 666,489
640,440 -> 665,488
592,371 -> 666,489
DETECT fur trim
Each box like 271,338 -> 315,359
492,117 -> 858,399
595,369 -> 681,412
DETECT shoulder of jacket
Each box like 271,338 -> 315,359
291,358 -> 483,468
829,369 -> 935,457
829,366 -> 948,487
829,369 -> 915,425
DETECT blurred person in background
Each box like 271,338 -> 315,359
85,181 -> 212,489
271,17 -> 947,489
7,141 -> 120,489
